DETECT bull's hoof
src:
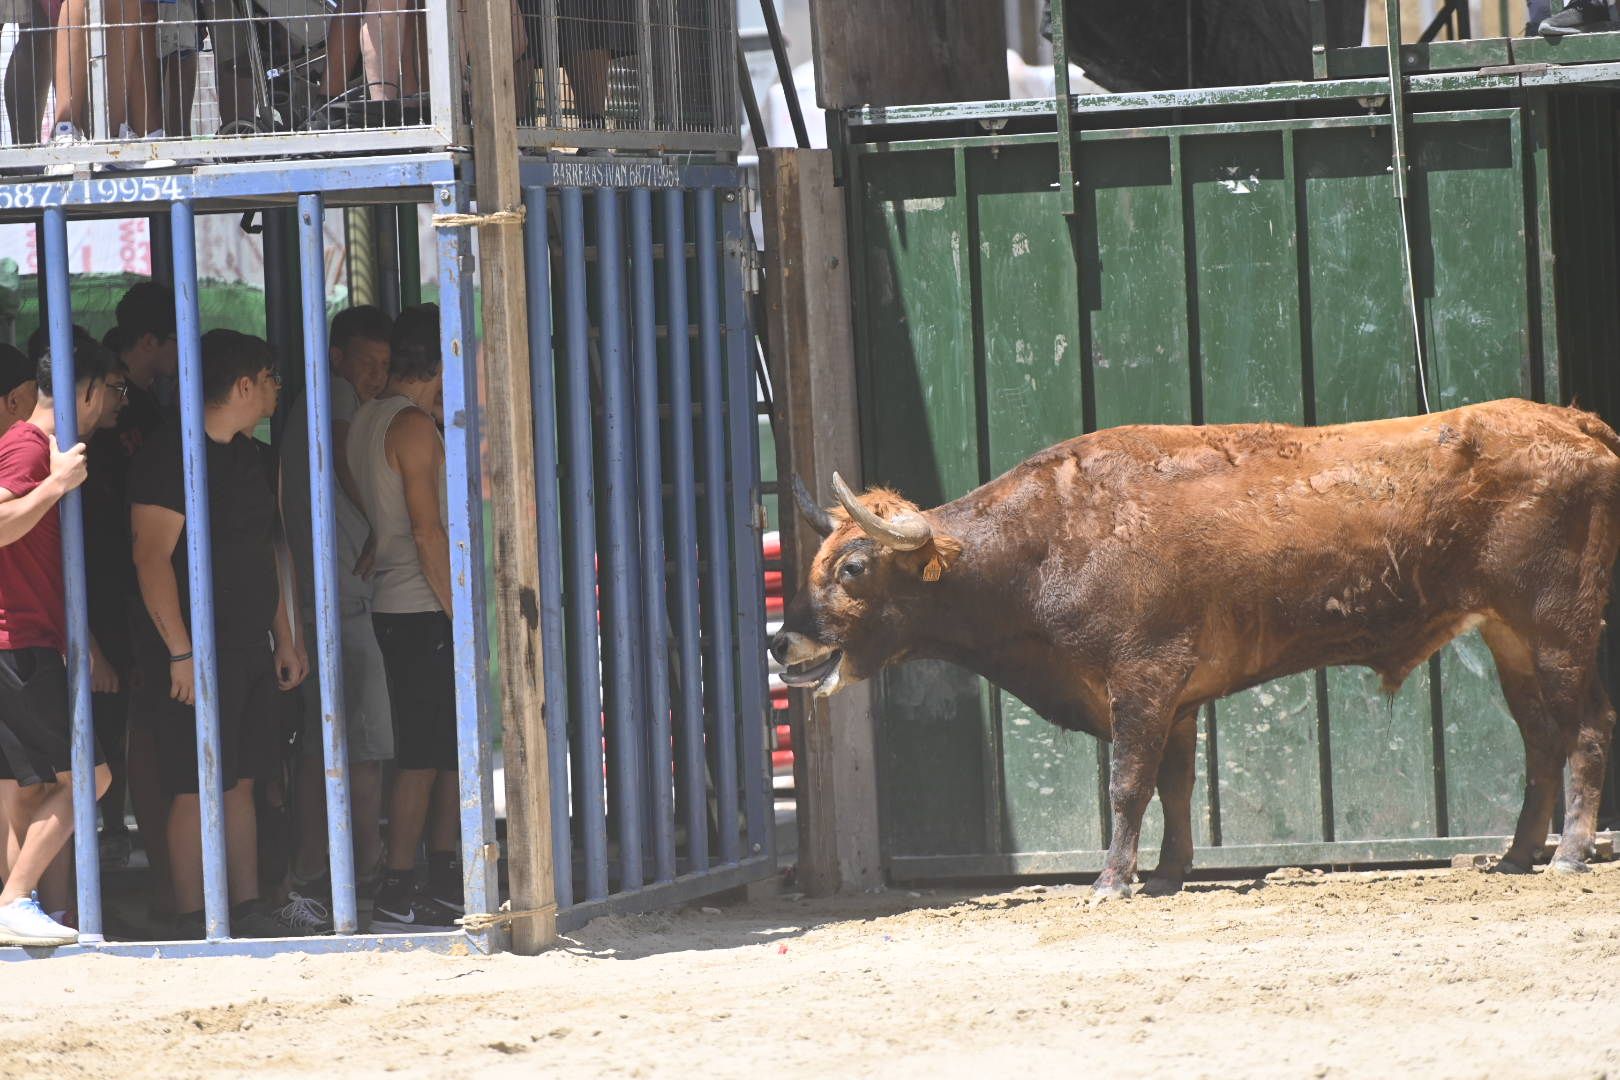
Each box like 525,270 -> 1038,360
1139,875 -> 1184,898
1549,856 -> 1591,875
1089,880 -> 1135,907
1490,856 -> 1534,875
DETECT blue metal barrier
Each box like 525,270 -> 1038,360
5,155 -> 772,959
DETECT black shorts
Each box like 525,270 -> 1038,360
372,612 -> 457,772
134,643 -> 278,798
0,647 -> 106,787
93,690 -> 128,766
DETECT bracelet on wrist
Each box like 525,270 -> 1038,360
169,651 -> 192,664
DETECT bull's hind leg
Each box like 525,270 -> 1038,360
1141,707 -> 1200,897
1551,679 -> 1615,874
1481,621 -> 1582,873
1094,667 -> 1190,903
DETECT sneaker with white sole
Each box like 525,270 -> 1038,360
103,124 -> 179,171
45,122 -> 85,177
371,888 -> 460,932
0,895 -> 78,947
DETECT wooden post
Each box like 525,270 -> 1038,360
467,0 -> 557,953
761,149 -> 882,895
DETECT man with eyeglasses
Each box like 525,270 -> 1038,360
129,329 -> 309,939
81,281 -> 181,929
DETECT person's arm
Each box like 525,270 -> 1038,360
0,437 -> 87,548
390,408 -> 453,615
130,502 -> 194,706
89,636 -> 119,694
271,466 -> 307,691
333,415 -> 378,579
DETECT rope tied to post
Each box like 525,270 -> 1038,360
456,900 -> 558,932
431,206 -> 527,229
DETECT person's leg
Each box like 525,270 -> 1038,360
0,765 -> 111,904
103,0 -> 163,134
384,766 -> 433,874
362,0 -> 422,99
223,777 -> 258,904
124,717 -> 174,916
52,0 -> 92,132
160,50 -> 197,135
562,49 -> 612,123
5,0 -> 56,144
92,690 -> 130,862
165,792 -> 204,915
290,749 -> 328,881
323,0 -> 362,99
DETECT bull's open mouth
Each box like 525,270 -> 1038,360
779,649 -> 843,693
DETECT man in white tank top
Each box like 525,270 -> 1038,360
345,305 -> 460,930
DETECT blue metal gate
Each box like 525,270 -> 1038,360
0,153 -> 772,958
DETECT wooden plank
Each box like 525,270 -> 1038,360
468,0 -> 555,953
760,149 -> 881,895
807,0 -> 1007,109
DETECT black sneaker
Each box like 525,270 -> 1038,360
371,888 -> 461,932
270,892 -> 335,935
1540,2 -> 1614,35
232,898 -> 323,938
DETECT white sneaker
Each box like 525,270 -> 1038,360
105,124 -> 178,171
272,892 -> 333,934
0,895 -> 78,946
45,122 -> 85,177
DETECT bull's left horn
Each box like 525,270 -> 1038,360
792,474 -> 836,537
831,471 -> 932,551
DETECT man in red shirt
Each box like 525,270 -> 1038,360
0,337 -> 119,947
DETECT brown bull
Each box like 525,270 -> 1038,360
772,398 -> 1620,899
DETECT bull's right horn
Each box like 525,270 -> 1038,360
831,471 -> 932,551
792,474 -> 836,537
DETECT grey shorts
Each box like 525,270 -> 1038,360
299,610 -> 393,764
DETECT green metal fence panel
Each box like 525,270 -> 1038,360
848,88 -> 1620,881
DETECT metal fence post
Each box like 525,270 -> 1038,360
595,187 -> 647,892
42,207 -> 103,944
558,186 -> 608,899
297,193 -> 359,935
631,187 -> 676,883
695,188 -> 739,865
171,200 -> 231,941
663,188 -> 707,875
436,180 -> 502,952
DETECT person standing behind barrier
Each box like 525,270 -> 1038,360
277,305 -> 394,932
0,345 -> 38,433
0,339 -> 117,947
128,329 -> 310,939
347,304 -> 460,930
87,285 -> 180,928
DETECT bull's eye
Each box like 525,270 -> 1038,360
840,558 -> 867,581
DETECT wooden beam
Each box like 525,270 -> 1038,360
760,148 -> 882,895
808,0 -> 1007,109
467,0 -> 556,953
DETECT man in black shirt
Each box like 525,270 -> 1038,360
129,329 -> 309,939
83,282 -> 179,921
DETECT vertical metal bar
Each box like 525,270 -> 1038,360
539,0 -> 561,128
426,0 -> 459,138
721,191 -> 769,860
524,186 -> 575,910
170,200 -> 230,941
436,181 -> 501,949
631,188 -> 676,882
559,187 -> 609,899
377,210 -> 402,318
759,0 -> 806,148
595,187 -> 646,891
1052,0 -> 1076,215
87,0 -> 109,140
635,0 -> 656,129
42,209 -> 102,944
664,188 -> 707,873
297,194 -> 359,936
1308,0 -> 1330,79
148,215 -> 174,286
1385,0 -> 1431,414
398,205 -> 422,308
696,188 -> 739,865
656,0 -> 680,132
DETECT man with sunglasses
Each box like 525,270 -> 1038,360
82,281 -> 181,927
129,329 -> 309,939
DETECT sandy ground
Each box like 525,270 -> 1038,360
4,862 -> 1620,1079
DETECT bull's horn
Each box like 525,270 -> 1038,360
831,471 -> 932,551
792,474 -> 836,537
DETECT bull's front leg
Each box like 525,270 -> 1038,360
1093,689 -> 1181,903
